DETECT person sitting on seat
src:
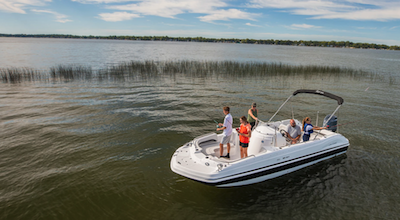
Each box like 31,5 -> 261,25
302,117 -> 327,142
286,119 -> 301,144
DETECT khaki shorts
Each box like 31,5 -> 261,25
220,135 -> 231,144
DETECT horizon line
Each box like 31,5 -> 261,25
1,33 -> 399,49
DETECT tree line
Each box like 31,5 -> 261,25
1,33 -> 399,50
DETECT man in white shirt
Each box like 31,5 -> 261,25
217,106 -> 233,159
286,119 -> 301,144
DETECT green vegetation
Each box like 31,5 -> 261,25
0,67 -> 43,82
1,33 -> 399,50
50,65 -> 93,80
1,60 -> 393,85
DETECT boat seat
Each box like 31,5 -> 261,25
199,140 -> 219,154
201,141 -> 237,157
199,139 -> 218,148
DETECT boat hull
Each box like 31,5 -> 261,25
211,145 -> 348,187
172,90 -> 351,187
170,129 -> 349,187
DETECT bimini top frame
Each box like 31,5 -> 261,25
268,89 -> 344,124
293,89 -> 343,105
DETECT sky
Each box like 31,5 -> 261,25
1,0 -> 400,46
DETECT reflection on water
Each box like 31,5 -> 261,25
1,73 -> 400,219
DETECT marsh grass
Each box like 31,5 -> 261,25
0,60 -> 392,84
1,67 -> 43,83
50,65 -> 93,81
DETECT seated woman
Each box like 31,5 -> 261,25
302,117 -> 327,142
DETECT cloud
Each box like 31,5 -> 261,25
98,11 -> 140,21
72,0 -> 132,3
248,0 -> 400,21
311,7 -> 400,21
245,22 -> 261,27
106,0 -> 227,19
356,27 -> 377,30
198,9 -> 259,22
31,9 -> 72,23
288,23 -> 322,29
75,0 -> 258,23
162,23 -> 196,27
248,0 -> 353,11
0,0 -> 50,14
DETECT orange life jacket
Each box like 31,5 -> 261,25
239,123 -> 250,143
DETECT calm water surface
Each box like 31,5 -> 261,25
1,37 -> 400,75
1,38 -> 400,219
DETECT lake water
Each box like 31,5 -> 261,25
1,37 -> 400,76
1,37 -> 400,219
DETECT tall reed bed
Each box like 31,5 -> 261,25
0,60 -> 391,84
102,60 -> 374,81
1,67 -> 43,83
50,65 -> 93,80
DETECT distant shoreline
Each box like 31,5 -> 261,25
1,33 -> 399,51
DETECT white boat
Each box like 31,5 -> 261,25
170,90 -> 349,187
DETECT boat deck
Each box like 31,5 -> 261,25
197,130 -> 331,162
199,140 -> 241,161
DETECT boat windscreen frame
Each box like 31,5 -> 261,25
268,89 -> 344,123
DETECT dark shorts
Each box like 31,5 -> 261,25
240,142 -> 249,148
250,122 -> 255,129
303,134 -> 310,142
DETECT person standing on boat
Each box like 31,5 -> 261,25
287,119 -> 301,144
217,106 -> 233,159
248,103 -> 258,130
238,116 -> 251,158
302,117 -> 327,142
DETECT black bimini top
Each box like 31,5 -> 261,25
293,89 -> 344,105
